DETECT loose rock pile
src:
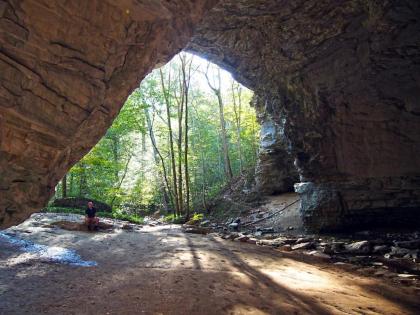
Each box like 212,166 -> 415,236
216,228 -> 420,284
182,216 -> 420,287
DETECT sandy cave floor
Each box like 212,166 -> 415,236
0,213 -> 419,315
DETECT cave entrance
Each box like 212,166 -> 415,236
48,52 -> 261,222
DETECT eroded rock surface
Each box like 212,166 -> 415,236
0,0 -> 217,227
253,95 -> 298,195
188,0 -> 420,231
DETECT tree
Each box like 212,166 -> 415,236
231,80 -> 243,174
160,67 -> 180,217
62,174 -> 67,198
204,62 -> 233,180
53,52 -> 259,219
179,53 -> 194,219
144,105 -> 172,211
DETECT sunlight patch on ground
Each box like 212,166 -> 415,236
259,258 -> 411,315
226,304 -> 272,315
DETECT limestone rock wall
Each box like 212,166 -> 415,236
188,0 -> 420,231
0,0 -> 218,227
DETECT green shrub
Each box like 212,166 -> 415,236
163,214 -> 185,224
42,206 -> 143,224
191,213 -> 204,222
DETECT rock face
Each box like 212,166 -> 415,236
187,0 -> 420,232
0,0 -> 218,227
2,0 -> 420,232
253,95 -> 298,195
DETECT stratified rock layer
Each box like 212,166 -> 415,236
0,0 -> 218,227
188,0 -> 420,231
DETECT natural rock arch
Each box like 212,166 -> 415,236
0,0 -> 218,227
1,0 -> 420,231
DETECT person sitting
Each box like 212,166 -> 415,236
85,201 -> 99,231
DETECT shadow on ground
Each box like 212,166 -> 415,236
0,214 -> 419,314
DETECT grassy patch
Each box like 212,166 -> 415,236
185,212 -> 204,225
163,214 -> 186,224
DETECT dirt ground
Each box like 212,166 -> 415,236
0,213 -> 419,315
247,192 -> 303,233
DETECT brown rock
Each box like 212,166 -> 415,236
344,241 -> 371,254
0,0 -> 218,228
291,242 -> 315,251
278,244 -> 292,252
235,235 -> 249,242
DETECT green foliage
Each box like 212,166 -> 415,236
191,213 -> 204,222
42,207 -> 143,224
54,52 -> 259,217
187,212 -> 204,225
163,214 -> 186,224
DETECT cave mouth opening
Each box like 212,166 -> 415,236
46,52 -> 262,222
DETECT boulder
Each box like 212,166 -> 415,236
228,222 -> 240,231
388,246 -> 411,257
291,242 -> 315,251
373,245 -> 390,255
122,224 -> 134,231
183,227 -> 209,235
343,241 -> 371,254
394,240 -> 420,250
256,227 -> 275,234
246,238 -> 258,245
296,237 -> 313,244
256,239 -> 275,246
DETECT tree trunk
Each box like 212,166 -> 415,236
232,81 -> 243,174
180,54 -> 192,220
204,64 -> 233,180
176,71 -> 184,215
62,174 -> 67,198
110,155 -> 132,210
69,173 -> 74,196
144,106 -> 173,212
111,135 -> 119,181
79,162 -> 86,197
216,90 -> 233,179
159,68 -> 180,217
